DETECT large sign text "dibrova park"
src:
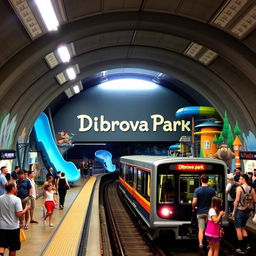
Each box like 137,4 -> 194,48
77,114 -> 191,133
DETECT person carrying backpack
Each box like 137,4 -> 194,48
225,175 -> 236,215
232,174 -> 256,254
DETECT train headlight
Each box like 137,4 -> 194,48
158,205 -> 173,218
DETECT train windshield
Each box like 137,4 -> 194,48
158,162 -> 225,205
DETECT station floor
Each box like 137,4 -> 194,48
17,178 -> 87,256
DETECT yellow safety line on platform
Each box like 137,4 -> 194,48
43,176 -> 96,256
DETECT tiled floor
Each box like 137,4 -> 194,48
16,178 -> 87,256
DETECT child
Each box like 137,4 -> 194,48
43,184 -> 56,227
205,197 -> 225,256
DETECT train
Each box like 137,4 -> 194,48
118,155 -> 228,239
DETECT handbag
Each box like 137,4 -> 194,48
64,184 -> 69,190
253,213 -> 256,224
20,228 -> 26,242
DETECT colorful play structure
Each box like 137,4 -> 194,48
34,113 -> 80,182
95,150 -> 116,172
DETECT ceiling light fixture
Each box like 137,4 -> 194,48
45,52 -> 59,68
184,43 -> 203,58
198,50 -> 218,65
66,67 -> 76,80
57,45 -> 71,63
35,0 -> 59,31
231,5 -> 256,38
73,85 -> 80,94
8,0 -> 43,39
56,72 -> 67,85
212,0 -> 248,28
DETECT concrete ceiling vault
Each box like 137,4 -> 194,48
1,0 -> 256,149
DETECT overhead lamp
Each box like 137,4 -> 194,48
231,5 -> 256,38
212,0 -> 248,28
66,67 -> 76,80
56,72 -> 67,85
99,78 -> 158,90
45,52 -> 59,68
8,0 -> 43,39
35,0 -> 59,31
198,50 -> 218,65
73,85 -> 80,94
65,88 -> 73,98
184,43 -> 203,58
57,45 -> 71,63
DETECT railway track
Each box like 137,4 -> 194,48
103,180 -> 164,256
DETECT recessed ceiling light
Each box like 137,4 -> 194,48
35,0 -> 59,31
57,45 -> 71,63
8,0 -> 43,39
56,72 -> 67,85
231,5 -> 256,38
66,67 -> 76,80
184,43 -> 203,58
212,0 -> 248,28
199,50 -> 218,65
45,52 -> 59,68
73,85 -> 80,94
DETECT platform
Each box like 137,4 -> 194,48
17,178 -> 88,256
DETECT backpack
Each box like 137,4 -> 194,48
229,184 -> 237,199
239,186 -> 254,212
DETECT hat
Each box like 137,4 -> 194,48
227,173 -> 234,179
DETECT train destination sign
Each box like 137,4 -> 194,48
77,114 -> 191,133
176,163 -> 206,171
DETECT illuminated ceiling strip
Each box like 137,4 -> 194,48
8,0 -> 43,39
66,67 -> 76,80
212,0 -> 248,28
231,5 -> 256,38
57,45 -> 71,63
35,0 -> 59,31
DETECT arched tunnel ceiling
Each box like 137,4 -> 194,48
1,0 -> 256,148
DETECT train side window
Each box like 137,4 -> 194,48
146,173 -> 151,200
126,165 -> 134,187
158,174 -> 174,204
208,174 -> 224,199
179,175 -> 199,204
120,163 -> 124,178
134,168 -> 137,189
137,169 -> 142,194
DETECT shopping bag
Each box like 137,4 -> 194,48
20,228 -> 26,242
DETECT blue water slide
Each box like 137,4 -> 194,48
34,113 -> 80,182
95,150 -> 116,172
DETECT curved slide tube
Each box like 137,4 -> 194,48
34,113 -> 80,182
95,150 -> 116,172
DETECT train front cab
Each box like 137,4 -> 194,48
151,160 -> 228,239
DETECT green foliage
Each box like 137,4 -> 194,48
213,135 -> 219,145
222,111 -> 229,141
227,124 -> 234,148
218,133 -> 224,144
234,122 -> 241,136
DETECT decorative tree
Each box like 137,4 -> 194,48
227,124 -> 234,148
222,111 -> 230,142
218,133 -> 224,145
213,135 -> 219,146
234,121 -> 243,141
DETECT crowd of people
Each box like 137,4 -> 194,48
193,170 -> 256,256
0,165 -> 70,256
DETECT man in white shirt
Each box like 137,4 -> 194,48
0,182 -> 30,256
0,166 -> 8,195
28,170 -> 38,224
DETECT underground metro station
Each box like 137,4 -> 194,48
0,0 -> 256,255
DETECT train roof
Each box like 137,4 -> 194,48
120,155 -> 227,170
